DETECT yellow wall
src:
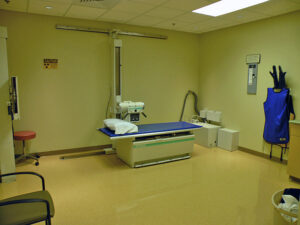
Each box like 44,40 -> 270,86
0,10 -> 201,153
1,9 -> 298,156
198,10 -> 300,157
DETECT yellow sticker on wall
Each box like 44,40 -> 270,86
44,59 -> 58,69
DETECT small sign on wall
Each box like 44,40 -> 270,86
44,59 -> 58,69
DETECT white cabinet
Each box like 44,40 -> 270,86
217,128 -> 239,151
192,122 -> 221,148
287,121 -> 300,179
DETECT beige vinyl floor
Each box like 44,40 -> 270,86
1,145 -> 300,225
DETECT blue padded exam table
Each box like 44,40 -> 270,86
99,122 -> 201,168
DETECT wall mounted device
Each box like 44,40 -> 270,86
246,54 -> 261,94
8,76 -> 20,120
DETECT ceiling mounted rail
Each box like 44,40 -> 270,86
56,24 -> 168,40
115,30 -> 167,39
56,24 -> 109,35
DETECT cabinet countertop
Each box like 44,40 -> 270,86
289,120 -> 300,125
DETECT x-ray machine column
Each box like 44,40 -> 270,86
112,39 -> 122,118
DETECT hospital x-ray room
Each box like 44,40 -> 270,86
0,0 -> 300,224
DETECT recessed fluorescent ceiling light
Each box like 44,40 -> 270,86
45,6 -> 53,9
192,0 -> 269,17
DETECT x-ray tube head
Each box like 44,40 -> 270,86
118,101 -> 145,123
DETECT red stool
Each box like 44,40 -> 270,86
14,131 -> 39,166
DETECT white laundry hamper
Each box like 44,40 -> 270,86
272,190 -> 299,225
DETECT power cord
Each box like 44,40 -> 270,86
105,87 -> 112,119
179,90 -> 200,121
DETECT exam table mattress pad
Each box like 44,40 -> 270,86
99,121 -> 201,137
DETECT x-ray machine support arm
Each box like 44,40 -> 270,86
112,39 -> 122,119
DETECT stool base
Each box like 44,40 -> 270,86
16,154 -> 39,166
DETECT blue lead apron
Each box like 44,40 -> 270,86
263,88 -> 290,144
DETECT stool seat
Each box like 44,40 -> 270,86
13,131 -> 39,166
14,131 -> 36,141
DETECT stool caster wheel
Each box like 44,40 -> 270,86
35,162 -> 39,166
36,154 -> 40,158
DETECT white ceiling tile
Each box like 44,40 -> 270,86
65,5 -> 106,20
180,18 -> 250,34
40,0 -> 72,3
129,0 -> 168,6
194,23 -> 231,33
98,10 -> 138,23
28,0 -> 71,16
289,0 -> 300,3
218,10 -> 270,23
174,12 -> 211,23
153,20 -> 190,30
178,22 -> 210,33
96,17 -> 118,23
249,0 -> 300,16
127,15 -> 164,26
111,0 -> 155,13
0,0 -> 28,12
146,6 -> 184,19
162,0 -> 218,11
194,18 -> 232,30
174,29 -> 194,33
174,25 -> 201,33
1,0 -> 299,35
71,0 -> 120,9
43,0 -> 119,9
198,26 -> 220,33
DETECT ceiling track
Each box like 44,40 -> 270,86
56,24 -> 168,40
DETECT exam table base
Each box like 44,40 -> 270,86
115,134 -> 195,168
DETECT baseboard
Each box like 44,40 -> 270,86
238,146 -> 287,164
33,145 -> 287,164
38,144 -> 112,156
289,176 -> 300,183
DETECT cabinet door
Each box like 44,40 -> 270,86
0,27 -> 16,182
287,135 -> 300,178
290,124 -> 300,137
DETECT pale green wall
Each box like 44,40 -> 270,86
198,11 -> 300,158
0,10 -> 201,152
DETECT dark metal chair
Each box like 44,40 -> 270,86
0,172 -> 54,225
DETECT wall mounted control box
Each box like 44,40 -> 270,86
246,54 -> 261,95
